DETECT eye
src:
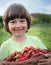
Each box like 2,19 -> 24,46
20,19 -> 26,23
10,20 -> 15,24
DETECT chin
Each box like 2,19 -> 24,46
15,34 -> 23,37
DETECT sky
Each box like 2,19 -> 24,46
0,0 -> 51,15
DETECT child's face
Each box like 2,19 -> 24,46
8,18 -> 28,36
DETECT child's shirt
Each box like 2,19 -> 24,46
0,36 -> 47,60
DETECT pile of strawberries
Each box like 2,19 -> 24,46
4,46 -> 49,62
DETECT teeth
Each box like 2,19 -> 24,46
15,28 -> 23,30
15,29 -> 23,31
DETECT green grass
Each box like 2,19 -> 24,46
0,29 -> 11,45
0,23 -> 51,49
26,23 -> 51,49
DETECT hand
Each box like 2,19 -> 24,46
44,53 -> 51,58
38,53 -> 51,65
38,58 -> 51,65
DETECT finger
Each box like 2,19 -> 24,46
38,59 -> 47,62
44,53 -> 51,58
38,62 -> 47,65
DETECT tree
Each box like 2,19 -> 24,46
0,16 -> 3,28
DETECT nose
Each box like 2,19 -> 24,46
15,21 -> 21,28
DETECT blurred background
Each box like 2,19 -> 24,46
0,0 -> 51,49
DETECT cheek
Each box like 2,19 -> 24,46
24,23 -> 28,31
8,24 -> 13,31
26,25 -> 28,29
25,22 -> 28,28
24,23 -> 27,28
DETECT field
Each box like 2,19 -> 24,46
0,23 -> 51,49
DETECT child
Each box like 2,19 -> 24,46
0,3 -> 51,65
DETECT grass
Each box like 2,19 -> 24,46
26,23 -> 51,49
0,23 -> 51,49
0,28 -> 11,45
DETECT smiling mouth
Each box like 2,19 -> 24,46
15,28 -> 23,31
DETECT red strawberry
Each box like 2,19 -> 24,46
29,46 -> 36,51
37,48 -> 43,52
32,53 -> 39,57
24,52 -> 29,58
24,47 -> 29,52
18,54 -> 23,59
6,57 -> 12,62
42,50 -> 48,53
18,57 -> 26,61
13,50 -> 17,56
38,52 -> 43,55
12,57 -> 16,61
31,51 -> 35,55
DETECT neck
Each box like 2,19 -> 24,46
12,34 -> 26,43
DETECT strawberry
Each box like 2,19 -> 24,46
13,50 -> 17,56
29,46 -> 36,52
37,48 -> 43,52
18,57 -> 26,61
23,52 -> 29,58
38,52 -> 43,55
42,50 -> 48,53
6,57 -> 12,62
24,47 -> 29,52
12,57 -> 16,61
32,53 -> 39,57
